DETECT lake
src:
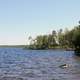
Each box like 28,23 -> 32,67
0,48 -> 80,80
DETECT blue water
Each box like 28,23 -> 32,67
0,48 -> 80,80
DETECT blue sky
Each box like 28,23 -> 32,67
0,0 -> 80,45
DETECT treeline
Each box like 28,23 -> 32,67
27,23 -> 80,53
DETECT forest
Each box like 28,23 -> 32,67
27,22 -> 80,54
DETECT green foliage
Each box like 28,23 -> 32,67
72,26 -> 80,49
28,33 -> 57,49
48,34 -> 57,49
27,23 -> 80,52
36,35 -> 48,49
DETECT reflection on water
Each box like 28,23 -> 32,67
0,48 -> 80,80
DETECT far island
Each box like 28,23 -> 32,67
25,22 -> 80,55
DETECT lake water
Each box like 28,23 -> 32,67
0,48 -> 80,80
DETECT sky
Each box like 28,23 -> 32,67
0,0 -> 80,45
